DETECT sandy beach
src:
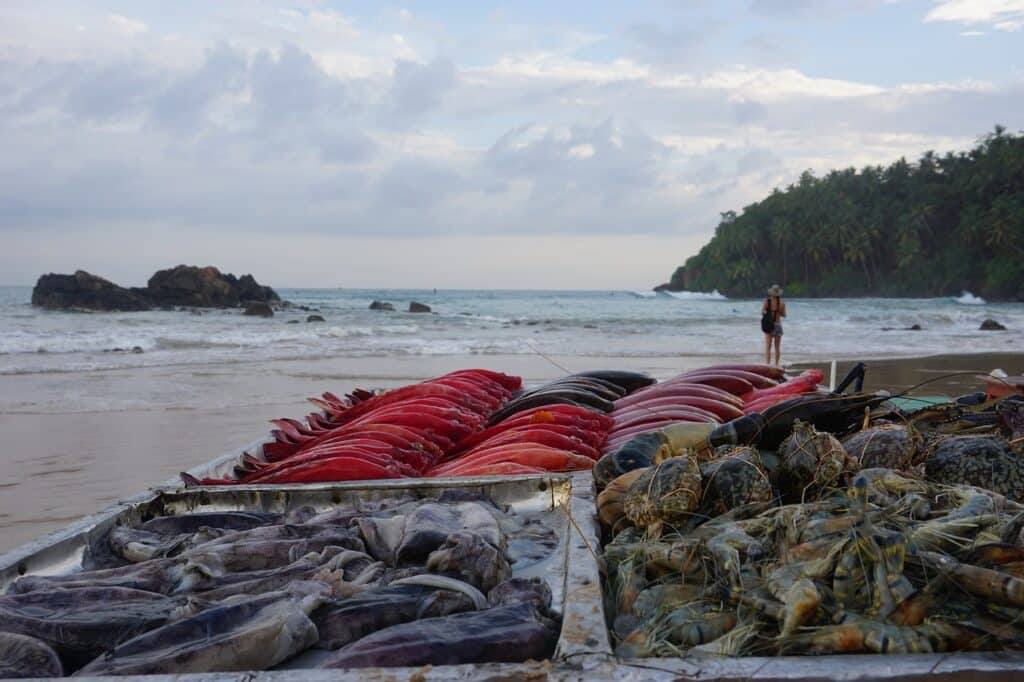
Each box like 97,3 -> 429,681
0,350 -> 1020,554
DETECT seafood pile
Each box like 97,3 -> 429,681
603,366 -> 824,454
0,492 -> 561,676
596,376 -> 1024,658
184,364 -> 830,486
186,369 -> 661,485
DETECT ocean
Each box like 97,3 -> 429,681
1,285 -> 1021,553
2,286 -> 1022,380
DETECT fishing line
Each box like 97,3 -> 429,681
524,341 -> 576,376
887,370 -> 1012,399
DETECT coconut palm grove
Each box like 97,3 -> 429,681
664,127 -> 1024,300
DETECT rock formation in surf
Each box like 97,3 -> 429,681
31,266 -> 280,312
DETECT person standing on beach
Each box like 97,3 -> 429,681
761,284 -> 786,366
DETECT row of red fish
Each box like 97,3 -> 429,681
183,365 -> 824,486
186,369 -> 526,485
425,405 -> 612,477
602,365 -> 825,454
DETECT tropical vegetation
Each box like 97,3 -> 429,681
666,126 -> 1024,299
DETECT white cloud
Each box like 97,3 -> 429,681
567,143 -> 595,159
925,0 -> 1024,30
0,1 -> 1019,287
896,78 -> 995,93
107,13 -> 148,37
693,66 -> 884,100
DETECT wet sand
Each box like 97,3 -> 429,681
793,352 -> 1024,397
1,351 -> 1021,554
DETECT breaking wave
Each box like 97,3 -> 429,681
664,289 -> 728,301
954,291 -> 986,305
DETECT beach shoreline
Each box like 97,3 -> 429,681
1,350 -> 1021,554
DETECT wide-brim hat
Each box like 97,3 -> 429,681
767,284 -> 783,296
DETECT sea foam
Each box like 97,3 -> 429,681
664,289 -> 727,301
954,291 -> 986,305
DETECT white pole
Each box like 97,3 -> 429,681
829,360 -> 837,392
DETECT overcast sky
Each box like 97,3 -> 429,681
1,1 -> 1021,289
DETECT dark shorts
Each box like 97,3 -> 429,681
770,322 -> 783,338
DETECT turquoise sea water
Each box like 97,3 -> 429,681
1,286 -> 1021,376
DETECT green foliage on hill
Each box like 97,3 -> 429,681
672,126 -> 1024,300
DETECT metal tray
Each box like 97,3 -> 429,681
5,467 -> 1024,681
0,473 -> 612,681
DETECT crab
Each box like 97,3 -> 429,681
776,420 -> 855,503
623,452 -> 702,538
700,446 -> 774,515
841,424 -> 924,470
923,435 -> 1024,501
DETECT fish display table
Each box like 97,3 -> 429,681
2,363 -> 1023,680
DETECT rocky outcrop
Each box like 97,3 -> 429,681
243,302 -> 274,317
307,314 -> 325,323
981,319 -> 1007,330
31,271 -> 149,312
409,301 -> 431,313
653,266 -> 686,292
31,266 -> 280,312
146,265 -> 279,308
369,300 -> 395,311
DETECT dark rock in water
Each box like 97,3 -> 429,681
190,308 -> 202,316
908,324 -> 922,330
981,318 -> 1007,330
288,319 -> 300,324
146,265 -> 279,308
369,300 -> 395,311
244,302 -> 274,317
31,271 -> 149,312
307,314 -> 325,322
33,266 -> 279,311
654,266 -> 687,292
131,346 -> 144,354
409,301 -> 431,313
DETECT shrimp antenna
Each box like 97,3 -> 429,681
887,370 -> 1012,399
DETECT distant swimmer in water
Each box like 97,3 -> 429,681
760,284 -> 786,366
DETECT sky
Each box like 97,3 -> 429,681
1,1 -> 1022,289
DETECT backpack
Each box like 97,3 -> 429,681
760,298 -> 775,334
